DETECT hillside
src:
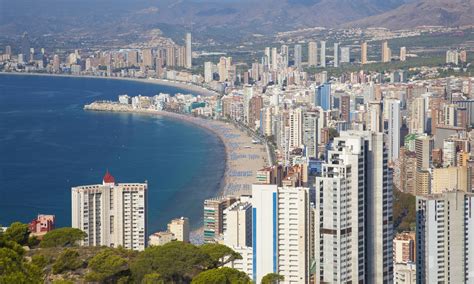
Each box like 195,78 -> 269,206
347,0 -> 474,29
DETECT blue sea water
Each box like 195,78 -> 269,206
0,74 -> 225,232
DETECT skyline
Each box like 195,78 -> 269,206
2,1 -> 474,283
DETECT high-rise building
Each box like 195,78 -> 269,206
5,45 -> 12,56
387,99 -> 401,162
308,41 -> 318,67
21,32 -> 30,62
400,47 -> 407,62
341,46 -> 350,63
415,135 -> 433,170
315,83 -> 331,111
320,41 -> 326,68
71,171 -> 147,251
361,42 -> 368,65
340,94 -> 351,122
410,97 -> 426,134
223,199 -> 253,278
204,61 -> 213,83
248,96 -> 263,130
315,131 -> 393,283
368,101 -> 383,133
382,41 -> 392,63
203,196 -> 237,243
303,110 -> 319,159
167,217 -> 189,243
185,32 -> 192,69
142,49 -> 153,67
252,184 -> 311,284
281,45 -> 289,68
271,47 -> 278,71
333,42 -> 339,67
127,50 -> 139,66
288,108 -> 303,149
294,44 -> 302,68
166,46 -> 176,67
416,191 -> 474,283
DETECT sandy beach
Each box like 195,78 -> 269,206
83,104 -> 270,197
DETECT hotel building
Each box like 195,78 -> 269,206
71,171 -> 147,251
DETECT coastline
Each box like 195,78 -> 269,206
0,72 -> 220,97
83,105 -> 269,197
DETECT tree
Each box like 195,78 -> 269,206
131,241 -> 212,283
4,222 -> 30,246
142,273 -> 164,284
40,228 -> 86,248
85,248 -> 129,282
0,247 -> 42,283
261,273 -> 284,284
191,267 -> 251,284
51,249 -> 83,274
199,243 -> 242,268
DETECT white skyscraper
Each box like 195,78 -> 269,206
288,108 -> 303,150
243,85 -> 254,125
204,61 -> 213,83
417,191 -> 474,283
281,45 -> 289,68
223,198 -> 253,279
252,184 -> 311,284
185,32 -> 192,69
303,110 -> 319,159
320,41 -> 326,68
333,42 -> 339,67
308,41 -> 318,67
71,171 -> 147,251
341,46 -> 350,63
271,47 -> 278,71
387,99 -> 401,162
315,131 -> 393,283
294,44 -> 302,68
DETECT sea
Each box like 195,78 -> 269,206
0,74 -> 226,233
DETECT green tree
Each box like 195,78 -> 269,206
85,248 -> 128,282
51,249 -> 83,274
199,243 -> 242,268
40,228 -> 86,248
261,273 -> 284,284
192,267 -> 251,284
142,273 -> 164,284
131,241 -> 212,283
0,247 -> 42,283
4,222 -> 30,246
31,254 -> 52,270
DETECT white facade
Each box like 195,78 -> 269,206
185,32 -> 192,69
71,173 -> 147,251
252,184 -> 310,284
416,191 -> 474,283
320,41 -> 326,67
315,131 -> 393,283
387,99 -> 401,162
394,262 -> 416,284
223,200 -> 253,279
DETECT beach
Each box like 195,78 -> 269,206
83,103 -> 270,197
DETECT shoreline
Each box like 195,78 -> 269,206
83,105 -> 269,198
0,72 -> 220,97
